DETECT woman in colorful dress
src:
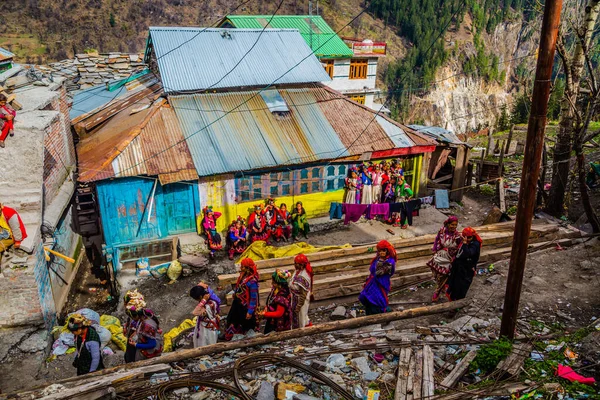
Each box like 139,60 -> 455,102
68,313 -> 104,376
291,201 -> 309,240
227,217 -> 247,260
371,163 -> 383,204
359,240 -> 397,315
427,216 -> 462,302
447,227 -> 482,301
344,169 -> 359,204
290,254 -> 314,329
394,175 -> 414,228
190,282 -> 221,347
248,204 -> 270,243
125,300 -> 163,361
274,203 -> 292,242
360,164 -> 373,204
202,206 -> 222,258
259,269 -> 292,334
262,198 -> 278,239
122,289 -> 145,363
225,258 -> 260,340
0,94 -> 16,148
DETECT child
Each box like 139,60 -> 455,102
274,203 -> 292,242
202,206 -> 222,258
189,283 -> 221,347
227,217 -> 247,260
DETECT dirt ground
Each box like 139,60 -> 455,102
1,191 -> 599,394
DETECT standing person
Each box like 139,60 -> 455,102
447,227 -> 482,301
126,300 -> 163,361
395,176 -> 414,229
227,217 -> 247,260
382,175 -> 397,205
371,163 -> 383,204
290,254 -> 313,329
0,203 -> 27,266
274,203 -> 292,242
189,282 -> 221,347
248,204 -> 270,243
259,269 -> 292,334
291,201 -> 309,241
0,94 -> 16,148
427,216 -> 462,302
344,169 -> 359,204
225,258 -> 259,340
67,314 -> 104,376
360,164 -> 373,204
358,240 -> 397,315
201,206 -> 222,258
122,289 -> 145,363
262,198 -> 278,239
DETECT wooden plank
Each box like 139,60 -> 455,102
407,349 -> 416,400
478,149 -> 486,183
440,350 -> 477,389
395,347 -> 413,400
496,343 -> 533,377
450,145 -> 470,202
422,345 -> 435,398
413,348 -> 423,400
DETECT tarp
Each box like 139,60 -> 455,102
163,317 -> 197,353
238,241 -> 352,261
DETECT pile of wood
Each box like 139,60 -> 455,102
217,220 -> 581,309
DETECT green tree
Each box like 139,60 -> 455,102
109,13 -> 116,28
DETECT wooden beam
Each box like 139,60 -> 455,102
504,124 -> 515,154
395,347 -> 413,400
450,145 -> 470,202
478,149 -> 486,183
413,348 -> 424,400
422,345 -> 435,398
440,350 -> 477,389
496,343 -> 533,377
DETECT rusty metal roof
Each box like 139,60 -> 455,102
77,99 -> 196,183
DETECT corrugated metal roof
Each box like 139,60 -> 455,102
0,47 -> 15,62
70,71 -> 157,122
408,124 -> 465,145
147,27 -> 331,93
222,16 -> 354,58
79,101 -> 197,183
170,89 -> 348,176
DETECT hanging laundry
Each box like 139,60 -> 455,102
342,204 -> 369,225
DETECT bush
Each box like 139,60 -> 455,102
479,184 -> 495,195
470,337 -> 513,374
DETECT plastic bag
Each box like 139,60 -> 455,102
69,308 -> 100,325
92,324 -> 112,348
167,260 -> 183,283
100,314 -> 127,351
163,317 -> 197,352
136,257 -> 150,277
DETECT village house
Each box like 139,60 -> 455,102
72,27 -> 435,272
219,16 -> 387,110
0,71 -> 80,328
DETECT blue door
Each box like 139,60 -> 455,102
161,182 -> 200,235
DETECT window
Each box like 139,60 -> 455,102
323,59 -> 334,78
282,184 -> 290,195
327,180 -> 335,191
253,176 -> 262,185
300,183 -> 308,193
282,171 -> 290,180
312,168 -> 320,178
349,94 -> 366,105
338,165 -> 346,176
253,188 -> 262,198
327,166 -> 335,176
312,181 -> 320,192
338,177 -> 345,188
241,191 -> 250,201
349,58 -> 368,79
301,169 -> 308,179
270,172 -> 278,181
270,186 -> 278,196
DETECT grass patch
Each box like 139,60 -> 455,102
470,337 -> 513,374
0,34 -> 47,62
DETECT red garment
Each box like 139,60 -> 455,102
294,254 -> 314,289
263,304 -> 285,318
262,206 -> 278,226
461,227 -> 483,244
248,212 -> 266,231
238,258 -> 259,285
376,240 -> 397,261
556,364 -> 596,385
0,105 -> 16,141
1,206 -> 27,243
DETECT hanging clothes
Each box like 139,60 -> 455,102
367,203 -> 390,220
343,204 -> 369,225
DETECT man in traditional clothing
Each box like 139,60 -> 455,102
0,203 -> 27,266
290,254 -> 314,329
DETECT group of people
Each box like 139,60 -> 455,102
67,289 -> 164,376
200,200 -> 310,259
358,217 -> 482,315
344,160 -> 415,227
223,255 -> 313,340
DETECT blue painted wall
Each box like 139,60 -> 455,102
97,178 -> 200,250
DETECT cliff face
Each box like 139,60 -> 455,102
408,15 -> 540,134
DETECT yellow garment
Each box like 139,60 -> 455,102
239,241 -> 352,262
100,315 -> 127,351
0,213 -> 13,240
163,317 -> 197,352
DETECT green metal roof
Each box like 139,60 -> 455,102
222,15 -> 354,59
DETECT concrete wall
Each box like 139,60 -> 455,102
0,78 -> 79,328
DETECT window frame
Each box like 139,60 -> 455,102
349,58 -> 368,79
323,59 -> 334,79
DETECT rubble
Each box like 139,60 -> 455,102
330,305 -> 347,320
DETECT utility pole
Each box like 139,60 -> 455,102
500,0 -> 563,339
